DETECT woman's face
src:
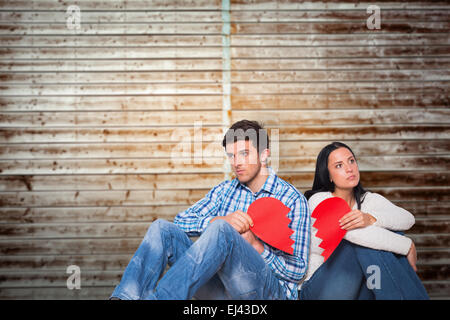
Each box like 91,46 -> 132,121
327,147 -> 360,191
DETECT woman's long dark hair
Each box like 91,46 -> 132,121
304,142 -> 367,210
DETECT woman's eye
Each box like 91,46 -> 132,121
336,164 -> 342,168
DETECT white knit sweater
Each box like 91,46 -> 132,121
300,191 -> 415,286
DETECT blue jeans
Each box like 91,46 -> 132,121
111,219 -> 287,300
299,240 -> 429,300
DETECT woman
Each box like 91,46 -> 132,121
299,142 -> 429,299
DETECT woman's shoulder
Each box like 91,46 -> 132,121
308,191 -> 332,210
360,191 -> 389,206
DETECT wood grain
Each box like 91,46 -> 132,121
0,0 -> 448,299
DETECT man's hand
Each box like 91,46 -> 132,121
210,210 -> 254,234
241,230 -> 264,254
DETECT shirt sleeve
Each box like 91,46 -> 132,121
260,193 -> 310,283
173,182 -> 226,236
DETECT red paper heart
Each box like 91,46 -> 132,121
247,197 -> 295,255
311,197 -> 350,261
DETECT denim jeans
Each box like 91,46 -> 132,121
111,219 -> 287,300
299,239 -> 429,300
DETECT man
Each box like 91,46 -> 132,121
110,120 -> 310,300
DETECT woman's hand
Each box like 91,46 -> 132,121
211,210 -> 254,234
339,210 -> 377,231
407,241 -> 418,272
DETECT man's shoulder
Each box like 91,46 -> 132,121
210,178 -> 237,194
273,174 -> 306,201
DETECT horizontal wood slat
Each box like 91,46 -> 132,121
1,70 -> 448,84
2,10 -> 450,23
0,110 -> 447,127
1,156 -> 449,175
1,201 -> 448,225
2,59 -> 449,73
0,187 -> 448,207
1,94 -> 448,112
0,218 -> 448,240
1,126 -> 448,143
1,140 -> 448,160
2,46 -> 449,59
1,234 -> 448,257
1,264 -> 446,288
1,34 -> 449,47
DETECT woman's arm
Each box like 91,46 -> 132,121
363,192 -> 415,231
344,225 -> 412,255
308,192 -> 414,257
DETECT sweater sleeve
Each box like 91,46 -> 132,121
344,225 -> 412,255
363,192 -> 415,231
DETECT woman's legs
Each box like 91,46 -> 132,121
300,238 -> 429,300
300,240 -> 373,300
352,244 -> 429,300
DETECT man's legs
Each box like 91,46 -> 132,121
111,219 -> 195,300
144,219 -> 286,300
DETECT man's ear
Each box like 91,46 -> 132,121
260,149 -> 270,166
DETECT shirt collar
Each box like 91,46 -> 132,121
234,166 -> 278,196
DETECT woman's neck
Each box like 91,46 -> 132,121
332,189 -> 355,208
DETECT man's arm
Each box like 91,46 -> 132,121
173,182 -> 226,236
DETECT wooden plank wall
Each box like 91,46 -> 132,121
0,0 -> 449,299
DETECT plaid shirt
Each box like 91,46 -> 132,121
173,167 -> 310,300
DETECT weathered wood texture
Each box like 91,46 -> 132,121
0,0 -> 449,299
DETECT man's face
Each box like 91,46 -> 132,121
225,140 -> 263,185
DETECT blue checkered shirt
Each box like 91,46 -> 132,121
173,168 -> 310,300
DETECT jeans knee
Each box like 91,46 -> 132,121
207,219 -> 233,234
145,219 -> 171,240
202,219 -> 236,244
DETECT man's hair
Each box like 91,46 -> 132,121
222,120 -> 269,153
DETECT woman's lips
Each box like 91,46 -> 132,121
347,175 -> 356,180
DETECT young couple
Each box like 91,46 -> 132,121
110,120 -> 428,300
